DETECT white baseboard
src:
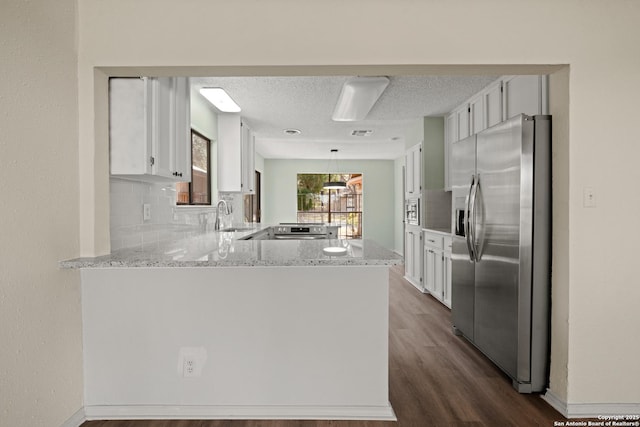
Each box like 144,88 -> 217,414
404,275 -> 425,293
542,390 -> 569,417
84,403 -> 397,421
542,389 -> 640,418
60,408 -> 86,427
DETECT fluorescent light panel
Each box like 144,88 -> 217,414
332,77 -> 390,122
199,88 -> 241,113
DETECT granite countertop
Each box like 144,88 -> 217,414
60,224 -> 403,269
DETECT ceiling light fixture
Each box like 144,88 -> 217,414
199,88 -> 241,113
332,76 -> 390,122
323,149 -> 347,190
284,128 -> 301,135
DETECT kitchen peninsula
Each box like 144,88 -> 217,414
61,225 -> 401,421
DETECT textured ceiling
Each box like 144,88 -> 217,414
190,75 -> 497,160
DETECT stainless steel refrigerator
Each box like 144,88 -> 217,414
451,114 -> 551,393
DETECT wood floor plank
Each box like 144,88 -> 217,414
81,264 -> 568,427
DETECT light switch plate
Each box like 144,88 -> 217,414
143,203 -> 151,220
583,187 -> 596,208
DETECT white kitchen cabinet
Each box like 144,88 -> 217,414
455,104 -> 470,141
217,115 -> 255,193
444,75 -> 547,192
443,236 -> 452,308
444,104 -> 469,193
241,122 -> 255,193
404,226 -> 422,291
173,77 -> 192,183
423,243 -> 440,296
109,77 -> 191,182
423,230 -> 452,308
404,144 -> 421,198
502,75 -> 548,120
484,80 -> 503,128
469,94 -> 485,136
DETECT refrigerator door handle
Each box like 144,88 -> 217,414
465,175 -> 476,262
471,175 -> 485,261
469,174 -> 480,262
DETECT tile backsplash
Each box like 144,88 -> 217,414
109,177 -> 244,251
424,189 -> 452,231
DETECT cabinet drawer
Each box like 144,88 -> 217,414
423,232 -> 444,249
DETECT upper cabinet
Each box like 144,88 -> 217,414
405,143 -> 422,198
109,77 -> 191,182
502,75 -> 548,119
217,114 -> 255,193
444,75 -> 548,191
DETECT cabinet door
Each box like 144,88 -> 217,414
152,77 -> 174,179
241,122 -> 255,193
456,104 -> 470,140
469,94 -> 485,135
424,248 -> 436,294
173,77 -> 191,182
217,114 -> 243,192
412,145 -> 421,195
413,230 -> 422,286
405,149 -> 414,196
405,230 -> 414,280
484,80 -> 503,128
503,75 -> 543,120
109,77 -> 153,176
443,251 -> 452,308
434,251 -> 444,301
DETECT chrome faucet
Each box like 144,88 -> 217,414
214,199 -> 230,231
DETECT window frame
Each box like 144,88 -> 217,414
176,129 -> 211,206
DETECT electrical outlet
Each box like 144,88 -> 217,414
183,355 -> 197,377
178,346 -> 206,378
143,203 -> 151,221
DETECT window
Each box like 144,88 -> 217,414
244,170 -> 261,223
176,130 -> 211,205
297,173 -> 363,239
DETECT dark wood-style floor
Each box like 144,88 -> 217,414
82,265 -> 566,427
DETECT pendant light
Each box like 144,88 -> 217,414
323,149 -> 347,190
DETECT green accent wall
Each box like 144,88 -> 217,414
263,159 -> 396,250
423,117 -> 445,190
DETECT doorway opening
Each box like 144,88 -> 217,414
296,173 -> 363,239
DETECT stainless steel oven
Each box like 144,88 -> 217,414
240,223 -> 339,240
405,199 -> 420,226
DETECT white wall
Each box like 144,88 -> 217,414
0,1 -> 83,426
81,266 -> 392,419
263,159 -> 396,250
74,0 -> 640,414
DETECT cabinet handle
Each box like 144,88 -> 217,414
428,239 -> 435,243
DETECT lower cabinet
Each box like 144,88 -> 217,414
404,227 -> 422,291
423,230 -> 452,308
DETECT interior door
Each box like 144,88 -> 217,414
450,135 -> 476,339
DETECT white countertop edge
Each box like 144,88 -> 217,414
60,258 -> 403,269
421,228 -> 452,236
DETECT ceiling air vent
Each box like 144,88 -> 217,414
351,130 -> 373,137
